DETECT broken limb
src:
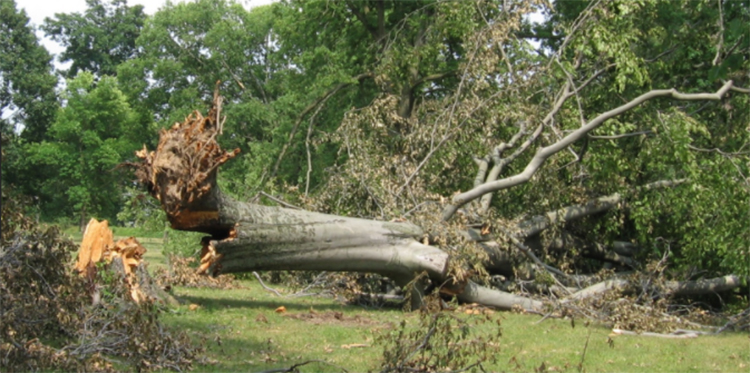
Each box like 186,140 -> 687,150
564,275 -> 743,301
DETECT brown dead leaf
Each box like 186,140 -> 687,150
189,304 -> 200,311
275,306 -> 286,313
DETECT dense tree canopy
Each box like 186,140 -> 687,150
42,0 -> 146,78
0,0 -> 58,142
26,73 -> 145,226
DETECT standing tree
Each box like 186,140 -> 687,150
0,0 -> 58,142
28,73 -> 144,228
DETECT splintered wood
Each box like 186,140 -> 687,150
75,218 -> 148,302
75,218 -> 114,273
76,218 -> 146,275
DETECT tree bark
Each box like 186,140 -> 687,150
133,87 -> 542,311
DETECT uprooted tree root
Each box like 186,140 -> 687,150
0,197 -> 201,372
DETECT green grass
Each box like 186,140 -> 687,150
69,229 -> 750,372
164,282 -> 750,373
110,226 -> 165,239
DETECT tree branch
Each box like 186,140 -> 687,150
413,71 -> 454,87
664,274 -> 742,296
346,1 -> 379,40
478,122 -> 538,215
565,274 -> 742,301
441,81 -> 736,221
588,130 -> 652,140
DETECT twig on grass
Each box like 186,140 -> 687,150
610,329 -> 699,338
253,271 -> 283,297
255,359 -> 349,373
577,328 -> 592,373
286,271 -> 331,298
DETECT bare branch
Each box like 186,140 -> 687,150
441,81 -> 736,221
478,122 -> 539,214
566,279 -> 629,301
496,226 -> 571,283
611,329 -> 699,339
712,0 -> 724,66
567,62 -> 617,97
304,93 -> 329,196
252,271 -> 283,297
259,191 -> 302,210
257,359 -> 348,373
565,274 -> 742,301
730,85 -> 750,94
473,156 -> 490,188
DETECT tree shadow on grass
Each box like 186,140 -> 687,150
175,293 -> 402,315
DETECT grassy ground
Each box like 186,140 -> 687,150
69,227 -> 750,372
166,283 -> 750,373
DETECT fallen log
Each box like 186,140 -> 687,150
132,85 -> 543,311
664,275 -> 742,296
565,275 -> 743,301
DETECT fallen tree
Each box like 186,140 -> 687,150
132,80 -> 745,312
134,88 -> 542,311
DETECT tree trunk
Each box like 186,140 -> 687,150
133,88 -> 542,311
